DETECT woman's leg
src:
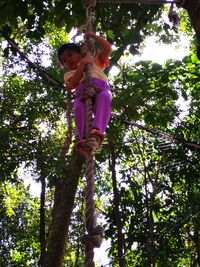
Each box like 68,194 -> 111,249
93,89 -> 112,133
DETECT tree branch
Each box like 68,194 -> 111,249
113,115 -> 200,150
0,31 -> 65,91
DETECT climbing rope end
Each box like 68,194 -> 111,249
81,233 -> 103,249
168,3 -> 180,27
92,225 -> 104,238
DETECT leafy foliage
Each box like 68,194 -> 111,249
0,181 -> 40,266
0,1 -> 200,266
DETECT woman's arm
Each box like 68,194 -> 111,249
68,52 -> 94,89
85,31 -> 112,65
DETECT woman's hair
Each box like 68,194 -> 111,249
57,43 -> 81,64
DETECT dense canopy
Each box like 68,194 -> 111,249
0,1 -> 200,266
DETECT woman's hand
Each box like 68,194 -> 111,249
85,31 -> 96,40
82,52 -> 94,66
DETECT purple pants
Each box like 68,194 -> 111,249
74,78 -> 112,139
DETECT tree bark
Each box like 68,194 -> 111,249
190,217 -> 200,266
39,177 -> 46,266
183,0 -> 200,34
42,150 -> 84,267
183,0 -> 200,58
194,225 -> 200,265
109,141 -> 126,267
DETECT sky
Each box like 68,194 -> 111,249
122,34 -> 190,65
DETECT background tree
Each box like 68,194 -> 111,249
0,1 -> 199,266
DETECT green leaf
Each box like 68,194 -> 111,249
107,30 -> 115,40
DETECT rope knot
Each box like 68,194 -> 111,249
168,4 -> 180,27
84,0 -> 96,8
81,86 -> 97,100
81,42 -> 91,56
81,225 -> 104,249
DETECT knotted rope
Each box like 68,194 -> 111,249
168,3 -> 180,26
79,0 -> 185,265
81,1 -> 104,266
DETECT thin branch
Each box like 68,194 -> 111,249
0,31 -> 65,91
113,115 -> 200,150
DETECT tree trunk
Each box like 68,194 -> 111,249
194,225 -> 200,265
184,0 -> 200,34
191,218 -> 200,266
39,177 -> 46,266
183,0 -> 200,58
42,150 -> 84,267
109,142 -> 126,267
143,167 -> 155,267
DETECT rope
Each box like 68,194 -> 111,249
168,3 -> 180,26
81,1 -> 104,266
80,0 -> 185,265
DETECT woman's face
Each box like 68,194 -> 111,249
60,49 -> 81,70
